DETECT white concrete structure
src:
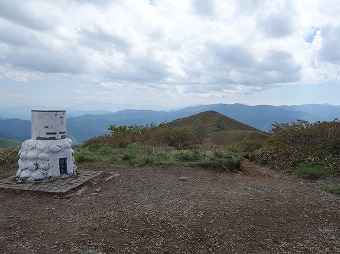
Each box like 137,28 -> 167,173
16,110 -> 77,182
31,110 -> 66,140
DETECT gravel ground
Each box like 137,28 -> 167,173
0,160 -> 339,254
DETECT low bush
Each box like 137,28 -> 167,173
199,147 -> 241,171
238,140 -> 268,160
74,151 -> 97,163
121,153 -> 136,161
321,185 -> 340,195
109,155 -> 119,164
75,141 -> 242,171
0,147 -> 19,177
239,140 -> 267,153
98,146 -> 115,156
175,149 -> 203,162
86,143 -> 103,152
292,165 -> 334,179
254,119 -> 340,172
142,153 -> 169,167
200,156 -> 240,171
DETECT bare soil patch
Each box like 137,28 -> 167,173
1,160 -> 339,253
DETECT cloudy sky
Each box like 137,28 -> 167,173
0,0 -> 339,111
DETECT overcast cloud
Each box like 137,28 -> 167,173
0,0 -> 339,109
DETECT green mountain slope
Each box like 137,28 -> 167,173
167,111 -> 268,145
0,133 -> 21,148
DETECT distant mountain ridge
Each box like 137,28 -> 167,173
0,103 -> 339,145
0,118 -> 31,142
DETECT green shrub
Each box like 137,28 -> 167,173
321,185 -> 340,195
0,148 -> 18,165
175,151 -> 192,161
191,149 -> 202,160
239,140 -> 267,153
0,147 -> 19,177
76,135 -> 245,172
86,143 -> 102,152
157,152 -> 169,159
126,143 -> 140,155
142,156 -> 155,166
214,147 -> 237,160
254,119 -> 340,171
142,153 -> 169,167
200,157 -> 240,171
75,151 -> 97,163
200,148 -> 240,171
175,149 -> 202,162
292,165 -> 334,179
121,153 -> 135,161
213,151 -> 226,159
226,146 -> 238,154
98,146 -> 115,156
109,155 -> 119,164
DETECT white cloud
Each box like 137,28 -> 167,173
0,0 -> 339,107
0,64 -> 40,82
192,0 -> 216,17
257,14 -> 294,38
318,26 -> 340,64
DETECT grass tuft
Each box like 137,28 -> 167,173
292,165 -> 333,179
321,185 -> 340,195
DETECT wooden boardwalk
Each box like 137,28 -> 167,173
0,171 -> 103,194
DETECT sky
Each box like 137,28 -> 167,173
0,0 -> 339,111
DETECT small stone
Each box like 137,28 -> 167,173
105,172 -> 120,182
179,176 -> 188,181
112,173 -> 120,177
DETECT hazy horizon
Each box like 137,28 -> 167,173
1,102 -> 339,121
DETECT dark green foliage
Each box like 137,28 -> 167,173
0,147 -> 19,177
199,147 -> 241,171
292,165 -> 334,179
200,157 -> 241,171
98,146 -> 114,156
73,144 -> 241,171
173,147 -> 241,171
107,124 -> 148,147
141,153 -> 169,167
163,126 -> 199,148
254,119 -> 340,171
0,138 -> 21,148
85,122 -> 200,149
74,151 -> 97,163
239,140 -> 267,153
321,185 -> 340,195
175,149 -> 202,162
121,153 -> 135,161
86,143 -> 103,152
109,155 -> 119,164
175,151 -> 192,162
239,140 -> 268,160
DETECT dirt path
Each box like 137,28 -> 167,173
0,160 -> 339,253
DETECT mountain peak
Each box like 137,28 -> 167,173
169,110 -> 259,131
167,110 -> 266,144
